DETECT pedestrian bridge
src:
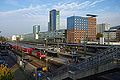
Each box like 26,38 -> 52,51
47,46 -> 120,80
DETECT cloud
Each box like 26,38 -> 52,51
53,1 -> 91,11
52,0 -> 106,28
52,0 -> 106,18
0,4 -> 48,17
53,0 -> 105,11
1,0 -> 118,37
89,0 -> 105,6
0,4 -> 49,36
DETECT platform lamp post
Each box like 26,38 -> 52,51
44,37 -> 48,70
45,38 -> 47,48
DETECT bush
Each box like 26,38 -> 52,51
0,64 -> 13,80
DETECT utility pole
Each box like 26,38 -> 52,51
84,30 -> 87,57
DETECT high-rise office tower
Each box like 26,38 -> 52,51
48,9 -> 60,31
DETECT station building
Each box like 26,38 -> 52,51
21,29 -> 67,44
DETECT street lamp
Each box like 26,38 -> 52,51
44,38 -> 48,71
44,38 -> 47,47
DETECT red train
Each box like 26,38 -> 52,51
9,43 -> 46,59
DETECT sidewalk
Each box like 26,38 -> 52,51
11,64 -> 27,80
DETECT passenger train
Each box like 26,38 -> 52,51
9,43 -> 46,59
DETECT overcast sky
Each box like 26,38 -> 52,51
0,0 -> 120,36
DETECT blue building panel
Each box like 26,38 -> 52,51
67,16 -> 74,30
67,16 -> 88,30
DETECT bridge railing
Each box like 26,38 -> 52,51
47,46 -> 120,79
75,46 -> 120,69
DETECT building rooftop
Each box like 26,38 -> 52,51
67,16 -> 87,18
110,25 -> 120,30
104,30 -> 116,32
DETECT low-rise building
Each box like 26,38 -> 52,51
40,29 -> 67,43
110,25 -> 120,41
21,29 -> 67,44
116,29 -> 120,41
22,33 -> 34,42
103,30 -> 117,41
103,25 -> 120,42
97,23 -> 110,34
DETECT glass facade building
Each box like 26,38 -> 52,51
21,29 -> 67,43
67,16 -> 88,30
49,9 -> 60,31
33,25 -> 40,39
33,25 -> 40,34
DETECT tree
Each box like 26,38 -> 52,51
96,33 -> 103,40
0,64 -> 13,80
0,36 -> 7,42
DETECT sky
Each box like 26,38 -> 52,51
0,0 -> 120,36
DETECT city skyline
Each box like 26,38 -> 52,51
0,0 -> 120,36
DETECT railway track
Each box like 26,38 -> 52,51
10,49 -> 63,71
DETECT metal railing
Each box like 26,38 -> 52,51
47,46 -> 120,79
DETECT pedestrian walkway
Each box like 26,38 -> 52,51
10,64 -> 18,72
10,64 -> 27,80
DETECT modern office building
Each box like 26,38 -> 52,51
103,30 -> 117,41
97,23 -> 110,34
88,17 -> 96,41
21,33 -> 34,42
33,25 -> 40,34
49,9 -> 60,31
67,16 -> 96,43
103,25 -> 120,41
116,29 -> 120,41
21,29 -> 67,44
39,29 -> 67,43
33,25 -> 40,39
